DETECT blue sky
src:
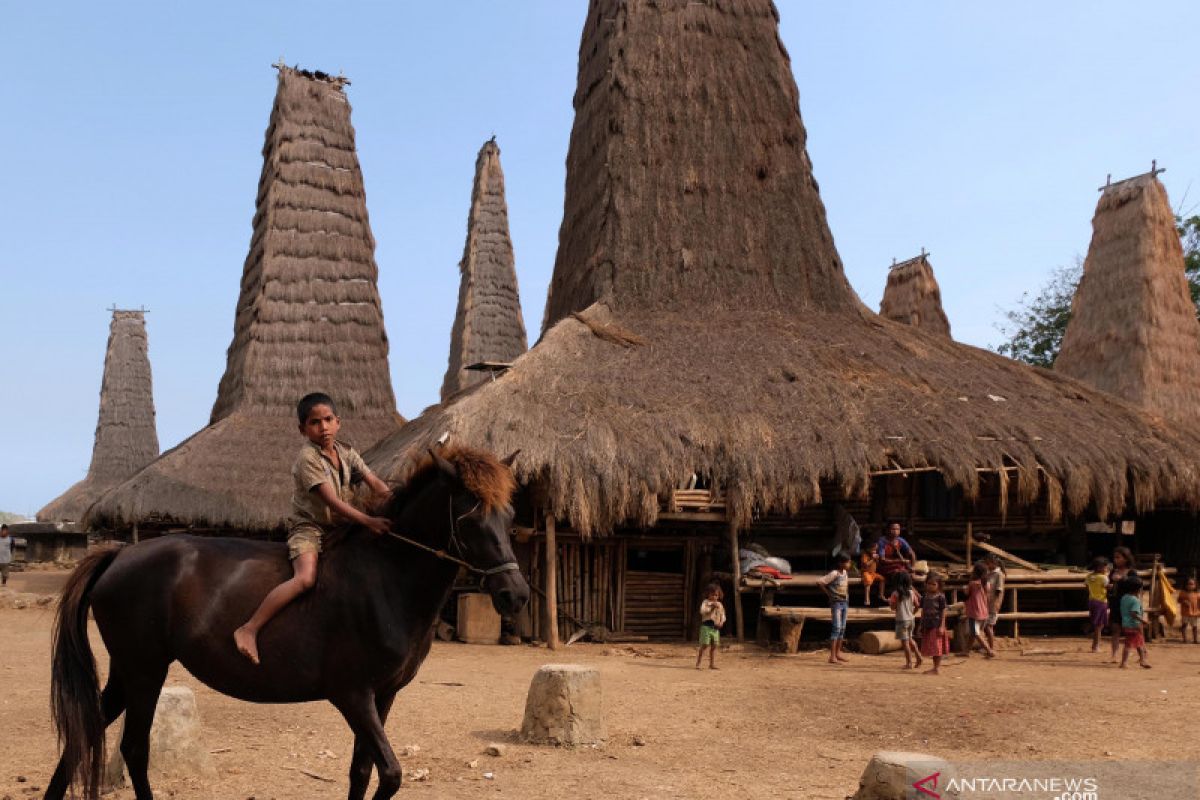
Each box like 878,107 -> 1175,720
3,1 -> 1198,515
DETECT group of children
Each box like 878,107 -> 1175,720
816,554 -> 1005,675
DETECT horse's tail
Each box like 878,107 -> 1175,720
50,544 -> 122,799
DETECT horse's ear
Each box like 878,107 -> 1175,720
501,450 -> 521,467
429,448 -> 457,479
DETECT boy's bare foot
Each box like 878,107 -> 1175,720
1140,662 -> 1152,669
695,664 -> 702,670
1090,646 -> 1099,653
836,654 -> 850,663
923,667 -> 939,675
902,664 -> 913,670
233,626 -> 261,665
709,665 -> 719,670
828,658 -> 842,665
984,651 -> 996,659
1119,663 -> 1127,669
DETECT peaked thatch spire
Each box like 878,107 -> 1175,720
364,1 -> 1200,535
1055,172 -> 1200,429
440,139 -> 528,400
541,0 -> 862,328
879,254 -> 952,337
89,67 -> 402,532
38,310 -> 159,523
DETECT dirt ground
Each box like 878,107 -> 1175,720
2,569 -> 1199,800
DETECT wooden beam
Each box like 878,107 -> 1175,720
920,539 -> 964,564
657,511 -> 727,523
545,513 -> 559,650
973,540 -> 1043,572
728,520 -> 745,641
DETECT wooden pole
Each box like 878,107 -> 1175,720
965,520 -> 973,567
131,523 -> 139,544
545,512 -> 559,650
728,519 -> 745,641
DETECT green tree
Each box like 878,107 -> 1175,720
996,217 -> 1200,367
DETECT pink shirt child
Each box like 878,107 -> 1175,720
965,579 -> 989,621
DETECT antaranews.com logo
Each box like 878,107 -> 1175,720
903,759 -> 1196,800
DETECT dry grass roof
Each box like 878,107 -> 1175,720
89,66 -> 401,532
38,310 -> 159,523
364,0 -> 1200,536
879,254 -> 952,337
1055,173 -> 1200,430
441,139 -> 528,400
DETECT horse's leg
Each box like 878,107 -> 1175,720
119,665 -> 168,800
44,674 -> 128,799
346,690 -> 399,800
333,691 -> 403,800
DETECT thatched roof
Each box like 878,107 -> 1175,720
37,310 -> 159,523
364,0 -> 1200,535
440,139 -> 528,400
89,66 -> 402,532
1055,172 -> 1200,430
879,254 -> 952,337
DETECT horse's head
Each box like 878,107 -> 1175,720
387,446 -> 530,617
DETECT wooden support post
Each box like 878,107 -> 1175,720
132,523 -> 139,544
1011,587 -> 1020,643
755,585 -> 777,647
545,513 -> 559,650
780,616 -> 805,654
965,521 -> 973,567
728,520 -> 745,641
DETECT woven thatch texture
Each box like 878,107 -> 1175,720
88,68 -> 401,532
365,1 -> 1200,536
1055,174 -> 1200,429
541,0 -> 863,329
38,311 -> 159,523
441,139 -> 529,400
879,255 -> 952,337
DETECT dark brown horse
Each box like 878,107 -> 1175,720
45,447 -> 529,800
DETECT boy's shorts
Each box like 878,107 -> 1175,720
1183,616 -> 1200,630
1123,627 -> 1145,649
967,618 -> 986,637
699,624 -> 720,647
1088,599 -> 1110,630
287,523 -> 323,560
895,619 -> 914,641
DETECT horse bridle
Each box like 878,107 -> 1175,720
382,498 -> 521,584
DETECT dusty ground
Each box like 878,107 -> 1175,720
2,569 -> 1198,800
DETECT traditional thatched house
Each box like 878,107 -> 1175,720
1055,171 -> 1200,428
1055,170 -> 1200,570
38,309 -> 159,523
879,253 -> 952,337
440,138 -> 528,400
365,2 -> 1200,642
89,66 -> 402,535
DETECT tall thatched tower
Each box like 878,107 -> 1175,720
1055,171 -> 1200,429
38,309 -> 159,523
879,253 -> 952,337
440,139 -> 528,400
90,66 -> 402,534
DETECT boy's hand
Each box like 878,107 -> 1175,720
363,515 -> 392,536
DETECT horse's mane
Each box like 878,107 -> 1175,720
388,445 -> 517,515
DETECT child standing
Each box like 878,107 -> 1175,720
983,553 -> 1005,652
1178,577 -> 1200,644
695,583 -> 727,669
1085,557 -> 1110,652
1118,574 -> 1151,669
888,570 -> 923,669
919,574 -> 949,675
234,392 -> 393,665
817,554 -> 852,664
965,562 -> 996,658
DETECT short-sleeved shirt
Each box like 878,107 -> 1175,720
0,535 -> 12,564
920,591 -> 947,631
892,588 -> 918,623
700,599 -> 727,628
965,580 -> 990,621
1084,572 -> 1109,603
818,569 -> 849,601
875,537 -> 914,575
986,567 -> 1005,599
1119,594 -> 1143,630
1179,591 -> 1200,618
290,440 -> 371,531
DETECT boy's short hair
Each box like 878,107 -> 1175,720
836,553 -> 852,565
297,392 -> 337,424
1090,556 -> 1109,572
1118,574 -> 1142,595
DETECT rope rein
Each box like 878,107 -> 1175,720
381,498 -> 520,580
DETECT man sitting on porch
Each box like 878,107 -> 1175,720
875,520 -> 918,596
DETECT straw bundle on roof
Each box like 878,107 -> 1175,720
1055,173 -> 1200,430
365,0 -> 1200,536
879,254 -> 952,337
89,67 -> 401,532
38,310 -> 159,523
441,139 -> 528,400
